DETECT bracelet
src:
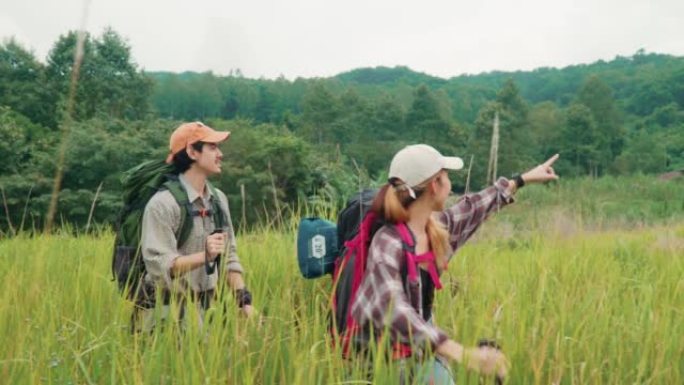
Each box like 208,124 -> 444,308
511,173 -> 525,189
235,288 -> 252,308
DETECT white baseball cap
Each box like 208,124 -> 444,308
389,144 -> 464,187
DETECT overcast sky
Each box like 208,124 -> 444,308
1,0 -> 683,79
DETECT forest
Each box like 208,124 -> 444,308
1,28 -> 682,232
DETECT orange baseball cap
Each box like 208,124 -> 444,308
165,122 -> 231,164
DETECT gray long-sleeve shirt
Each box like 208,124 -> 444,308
141,174 -> 243,294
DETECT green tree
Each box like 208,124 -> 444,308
468,80 -> 535,187
613,129 -> 668,174
405,84 -> 450,143
645,102 -> 684,129
299,82 -> 339,144
559,103 -> 600,176
576,75 -> 624,172
529,101 -> 563,158
370,94 -> 405,141
334,88 -> 391,174
212,120 -> 317,226
152,72 -> 222,120
152,74 -> 188,119
92,28 -> 152,119
0,107 -> 53,176
0,39 -> 55,127
220,87 -> 241,119
254,84 -> 277,123
0,107 -> 29,175
46,29 -> 152,122
332,88 -> 370,143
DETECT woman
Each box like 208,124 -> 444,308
350,144 -> 559,383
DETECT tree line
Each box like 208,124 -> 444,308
1,28 -> 683,234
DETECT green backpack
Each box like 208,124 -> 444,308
111,159 -> 226,305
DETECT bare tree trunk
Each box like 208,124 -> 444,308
85,182 -> 103,234
1,186 -> 15,236
464,155 -> 474,195
268,161 -> 282,228
486,111 -> 500,185
240,184 -> 246,229
20,184 -> 34,233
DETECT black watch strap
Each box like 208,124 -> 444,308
235,288 -> 252,308
512,173 -> 525,188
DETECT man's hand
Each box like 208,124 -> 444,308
522,153 -> 560,184
240,305 -> 266,329
205,232 -> 225,261
241,304 -> 255,318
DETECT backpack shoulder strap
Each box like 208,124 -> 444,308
394,222 -> 443,290
394,222 -> 415,249
162,178 -> 194,249
207,181 -> 228,230
394,222 -> 416,280
206,182 -> 228,277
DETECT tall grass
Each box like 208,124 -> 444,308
1,177 -> 683,384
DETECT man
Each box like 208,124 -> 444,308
139,121 -> 253,331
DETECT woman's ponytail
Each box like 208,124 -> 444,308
426,216 -> 449,269
372,178 -> 450,269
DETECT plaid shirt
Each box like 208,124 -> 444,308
350,178 -> 515,350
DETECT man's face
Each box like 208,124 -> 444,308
191,142 -> 223,175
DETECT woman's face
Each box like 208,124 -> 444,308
431,170 -> 451,210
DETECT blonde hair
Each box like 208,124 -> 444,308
372,173 -> 450,269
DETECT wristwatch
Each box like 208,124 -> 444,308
511,173 -> 525,188
235,288 -> 252,308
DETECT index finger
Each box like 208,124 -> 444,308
543,153 -> 559,167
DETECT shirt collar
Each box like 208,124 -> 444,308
178,173 -> 214,203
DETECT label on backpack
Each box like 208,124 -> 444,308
296,217 -> 338,278
311,235 -> 326,259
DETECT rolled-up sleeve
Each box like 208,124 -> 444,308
217,192 -> 244,274
141,194 -> 180,289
